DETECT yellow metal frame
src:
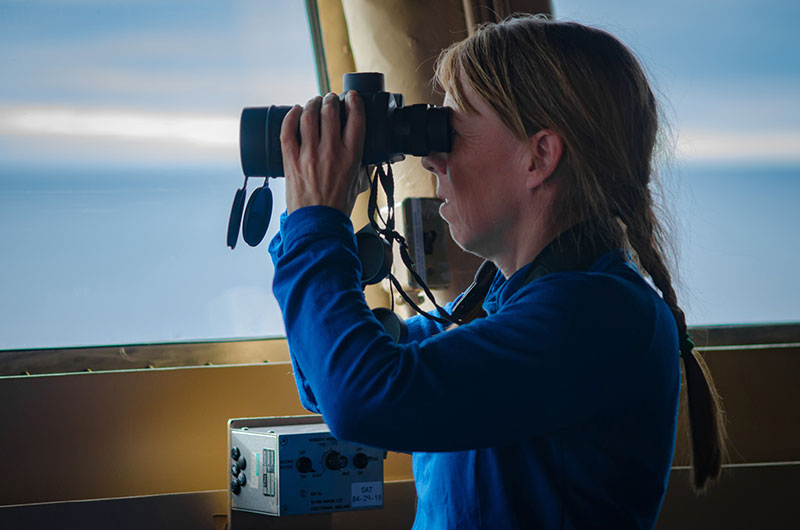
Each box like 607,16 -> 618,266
0,360 -> 413,506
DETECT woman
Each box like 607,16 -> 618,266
269,15 -> 725,529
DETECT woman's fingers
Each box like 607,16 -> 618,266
279,104 -> 303,170
299,96 -> 322,154
342,91 -> 366,159
319,92 -> 340,152
281,91 -> 367,215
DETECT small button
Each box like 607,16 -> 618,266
324,451 -> 347,471
237,455 -> 247,470
296,456 -> 313,474
236,472 -> 247,486
231,447 -> 241,461
231,478 -> 241,495
353,453 -> 369,469
231,463 -> 240,476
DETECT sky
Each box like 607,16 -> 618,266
0,0 -> 798,350
556,0 -> 800,163
0,0 -> 318,166
1,0 -> 798,166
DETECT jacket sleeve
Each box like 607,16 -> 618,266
270,206 -> 678,452
268,211 -> 322,414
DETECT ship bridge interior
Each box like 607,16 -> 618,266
1,1 -> 798,529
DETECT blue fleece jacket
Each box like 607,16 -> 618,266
268,206 -> 680,529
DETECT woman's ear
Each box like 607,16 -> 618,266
526,129 -> 563,190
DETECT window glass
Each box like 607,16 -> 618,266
0,1 -> 319,349
556,0 -> 800,325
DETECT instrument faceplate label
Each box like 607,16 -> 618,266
351,481 -> 383,507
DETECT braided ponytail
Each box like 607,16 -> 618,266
623,195 -> 727,492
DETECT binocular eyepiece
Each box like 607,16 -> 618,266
239,72 -> 452,178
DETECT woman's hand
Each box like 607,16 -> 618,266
280,91 -> 369,217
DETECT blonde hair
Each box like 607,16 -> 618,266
435,15 -> 726,492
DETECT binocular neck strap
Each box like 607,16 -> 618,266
367,164 -> 460,327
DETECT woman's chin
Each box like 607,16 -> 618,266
444,222 -> 470,254
440,205 -> 479,253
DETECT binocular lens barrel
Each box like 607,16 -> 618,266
240,73 -> 451,178
240,105 -> 292,179
240,103 -> 450,178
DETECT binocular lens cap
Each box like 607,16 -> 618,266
242,185 -> 273,247
356,228 -> 392,285
227,187 -> 247,249
372,307 -> 408,343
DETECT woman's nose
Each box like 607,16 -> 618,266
421,152 -> 445,175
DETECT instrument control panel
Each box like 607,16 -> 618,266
229,416 -> 384,517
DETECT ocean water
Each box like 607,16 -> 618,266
667,162 -> 800,327
1,161 -> 798,350
0,162 -> 287,350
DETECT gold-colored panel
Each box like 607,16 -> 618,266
0,362 -> 414,506
0,338 -> 291,376
673,345 -> 800,466
316,0 -> 357,93
2,342 -> 799,508
657,463 -> 800,529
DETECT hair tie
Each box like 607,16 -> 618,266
680,334 -> 695,358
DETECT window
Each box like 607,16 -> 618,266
0,1 -> 319,350
557,0 -> 800,325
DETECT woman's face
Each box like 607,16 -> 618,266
421,82 -> 532,258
